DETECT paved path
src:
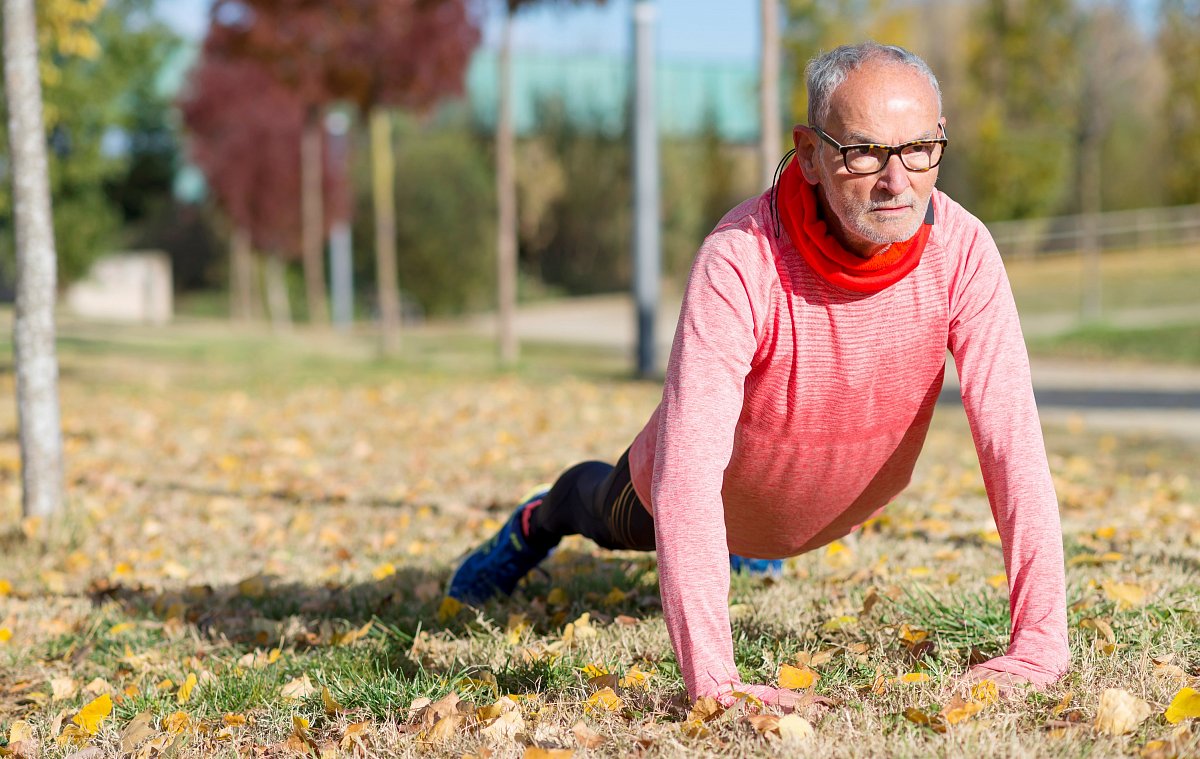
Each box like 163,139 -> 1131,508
463,294 -> 1200,442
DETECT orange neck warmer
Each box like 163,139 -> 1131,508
776,157 -> 932,294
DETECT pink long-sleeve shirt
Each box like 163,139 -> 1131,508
627,188 -> 1069,702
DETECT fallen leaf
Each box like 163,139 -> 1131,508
903,706 -> 947,733
281,674 -> 316,700
322,686 -> 344,715
1164,687 -> 1200,724
1095,688 -> 1152,735
119,712 -> 155,753
971,679 -> 1000,707
523,748 -> 574,759
777,714 -> 816,742
162,712 -> 191,735
72,694 -> 112,735
942,695 -> 983,725
372,562 -> 396,580
687,696 -> 725,723
896,672 -> 930,684
437,596 -> 462,622
51,677 -> 79,701
571,720 -> 605,748
584,687 -> 623,714
479,708 -> 524,742
747,713 -> 780,736
821,615 -> 858,632
176,673 -> 197,704
1103,580 -> 1148,610
339,721 -> 372,751
0,627 -> 11,644
1051,690 -> 1075,717
0,579 -> 11,596
779,664 -> 819,690
425,714 -> 464,744
619,664 -> 653,690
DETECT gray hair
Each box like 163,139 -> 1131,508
805,42 -> 942,126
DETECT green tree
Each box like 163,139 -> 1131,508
0,0 -> 179,283
1160,0 -> 1200,205
961,0 -> 1079,220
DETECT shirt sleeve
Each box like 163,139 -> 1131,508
652,231 -> 763,702
947,224 -> 1070,685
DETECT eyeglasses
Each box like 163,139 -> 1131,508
811,123 -> 947,175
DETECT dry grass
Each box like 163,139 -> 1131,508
0,320 -> 1198,758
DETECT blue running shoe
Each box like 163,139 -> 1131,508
447,488 -> 558,604
729,554 -> 784,578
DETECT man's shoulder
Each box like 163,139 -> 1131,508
699,192 -> 776,262
929,189 -> 998,262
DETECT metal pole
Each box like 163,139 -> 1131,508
632,0 -> 660,378
326,111 -> 354,330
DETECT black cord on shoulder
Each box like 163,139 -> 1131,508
768,148 -> 797,239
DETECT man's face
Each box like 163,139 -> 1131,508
794,61 -> 943,258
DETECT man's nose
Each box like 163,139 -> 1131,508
876,153 -> 912,194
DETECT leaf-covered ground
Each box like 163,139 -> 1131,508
1,323 -> 1198,758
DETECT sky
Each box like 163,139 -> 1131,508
153,0 -> 763,62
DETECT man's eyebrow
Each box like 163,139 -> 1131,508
843,129 -> 939,144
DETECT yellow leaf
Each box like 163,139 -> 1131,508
425,714 -> 463,744
223,714 -> 248,726
1103,580 -> 1148,610
0,579 -> 11,596
437,596 -> 462,622
1051,690 -> 1075,717
546,587 -> 569,606
942,696 -> 983,725
778,664 -> 819,690
619,664 -> 653,690
970,679 -> 1000,707
897,672 -> 930,684
237,575 -> 267,598
322,686 -> 344,715
523,747 -> 575,759
602,587 -> 626,606
177,672 -> 198,704
372,562 -> 396,580
340,721 -> 372,751
292,715 -> 310,736
1164,687 -> 1200,724
585,687 -> 624,714
57,723 -> 91,748
821,615 -> 858,632
1095,688 -> 1152,735
680,719 -> 711,739
7,720 -> 33,744
987,573 -> 1007,589
109,622 -> 136,636
580,663 -> 609,679
163,711 -> 192,734
0,628 -> 11,644
777,713 -> 816,742
72,693 -> 113,735
899,624 -> 929,645
156,678 -> 174,691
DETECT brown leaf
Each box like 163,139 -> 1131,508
571,721 -> 605,749
687,696 -> 725,723
119,712 -> 156,753
523,748 -> 575,759
425,714 -> 464,744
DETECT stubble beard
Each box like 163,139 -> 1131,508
817,162 -> 930,250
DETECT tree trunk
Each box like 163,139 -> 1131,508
759,0 -> 781,189
371,108 -> 401,354
264,252 -> 293,333
301,110 -> 329,325
3,0 -> 65,520
230,225 -> 260,321
495,9 -> 518,366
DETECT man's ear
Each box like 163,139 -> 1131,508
792,124 -> 821,185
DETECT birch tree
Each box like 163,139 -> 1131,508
3,0 -> 65,519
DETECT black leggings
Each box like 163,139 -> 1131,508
530,448 -> 657,551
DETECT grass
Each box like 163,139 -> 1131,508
1028,322 -> 1200,365
0,316 -> 1198,757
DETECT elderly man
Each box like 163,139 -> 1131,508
449,41 -> 1069,707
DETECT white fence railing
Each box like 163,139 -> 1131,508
987,204 -> 1200,259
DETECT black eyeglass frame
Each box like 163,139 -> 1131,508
810,123 -> 948,175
